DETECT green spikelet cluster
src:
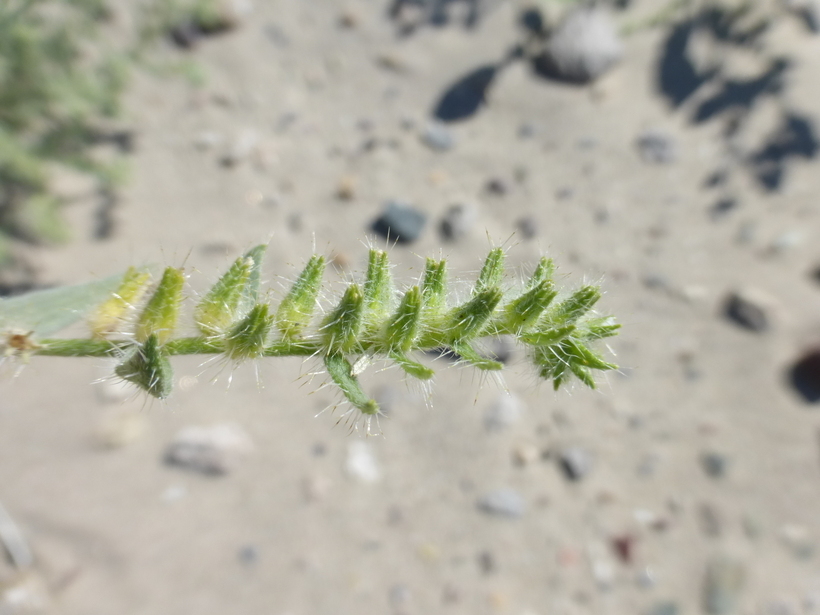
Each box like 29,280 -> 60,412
9,246 -> 620,411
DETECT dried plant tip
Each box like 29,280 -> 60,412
225,303 -> 275,360
322,284 -> 365,353
474,248 -> 505,295
276,255 -> 325,339
194,256 -> 253,335
324,352 -> 379,415
447,288 -> 503,342
363,249 -> 393,325
89,267 -> 152,339
135,267 -> 184,344
384,286 -> 423,351
115,334 -> 174,399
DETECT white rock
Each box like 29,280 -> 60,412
544,7 -> 623,83
484,393 -> 526,431
345,440 -> 381,483
165,423 -> 253,475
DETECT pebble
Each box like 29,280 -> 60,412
724,288 -> 774,332
476,488 -> 526,518
221,129 -> 260,167
485,178 -> 509,196
559,446 -> 593,481
779,524 -> 815,559
421,122 -> 455,151
389,584 -> 411,607
439,203 -> 477,241
484,393 -> 525,431
335,176 -> 356,201
164,423 -> 253,475
698,502 -> 724,537
790,348 -> 820,402
516,215 -> 538,239
701,452 -> 729,478
611,534 -> 635,564
637,130 -> 678,164
238,545 -> 258,565
540,7 -> 623,83
371,201 -> 427,244
94,410 -> 147,448
512,442 -> 540,466
478,550 -> 496,574
345,440 -> 381,483
646,601 -> 679,615
193,131 -> 222,151
703,556 -> 746,615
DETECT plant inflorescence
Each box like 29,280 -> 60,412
1,246 -> 620,417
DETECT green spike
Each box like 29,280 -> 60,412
384,286 -> 422,351
276,255 -> 325,339
389,351 -> 435,380
115,334 -> 173,399
194,256 -> 253,336
547,286 -> 601,325
239,244 -> 267,313
322,284 -> 365,353
565,339 -> 618,371
446,288 -> 503,342
324,352 -> 379,415
421,258 -> 447,314
569,363 -> 596,388
135,267 -> 184,344
526,257 -> 554,290
519,324 -> 576,346
363,249 -> 393,326
474,248 -> 505,294
89,267 -> 152,338
582,318 -> 621,341
503,280 -> 557,333
225,304 -> 275,360
451,342 -> 503,371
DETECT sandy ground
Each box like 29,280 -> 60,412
2,0 -> 820,613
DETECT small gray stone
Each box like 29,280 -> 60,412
421,122 -> 455,151
484,393 -> 525,431
164,423 -> 253,475
645,601 -> 678,615
371,201 -> 427,243
389,584 -> 411,607
477,488 -> 526,518
485,178 -> 509,196
637,131 -> 678,164
559,446 -> 592,481
724,288 -> 773,332
478,550 -> 496,574
541,7 -> 623,83
701,452 -> 729,478
516,215 -> 538,239
703,556 -> 746,615
440,203 -> 477,240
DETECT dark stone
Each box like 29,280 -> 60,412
710,197 -> 738,219
559,446 -> 592,481
701,452 -> 729,478
516,216 -> 537,239
485,178 -> 509,196
371,201 -> 427,243
789,348 -> 820,403
724,291 -> 769,332
433,65 -> 498,122
637,131 -> 678,163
